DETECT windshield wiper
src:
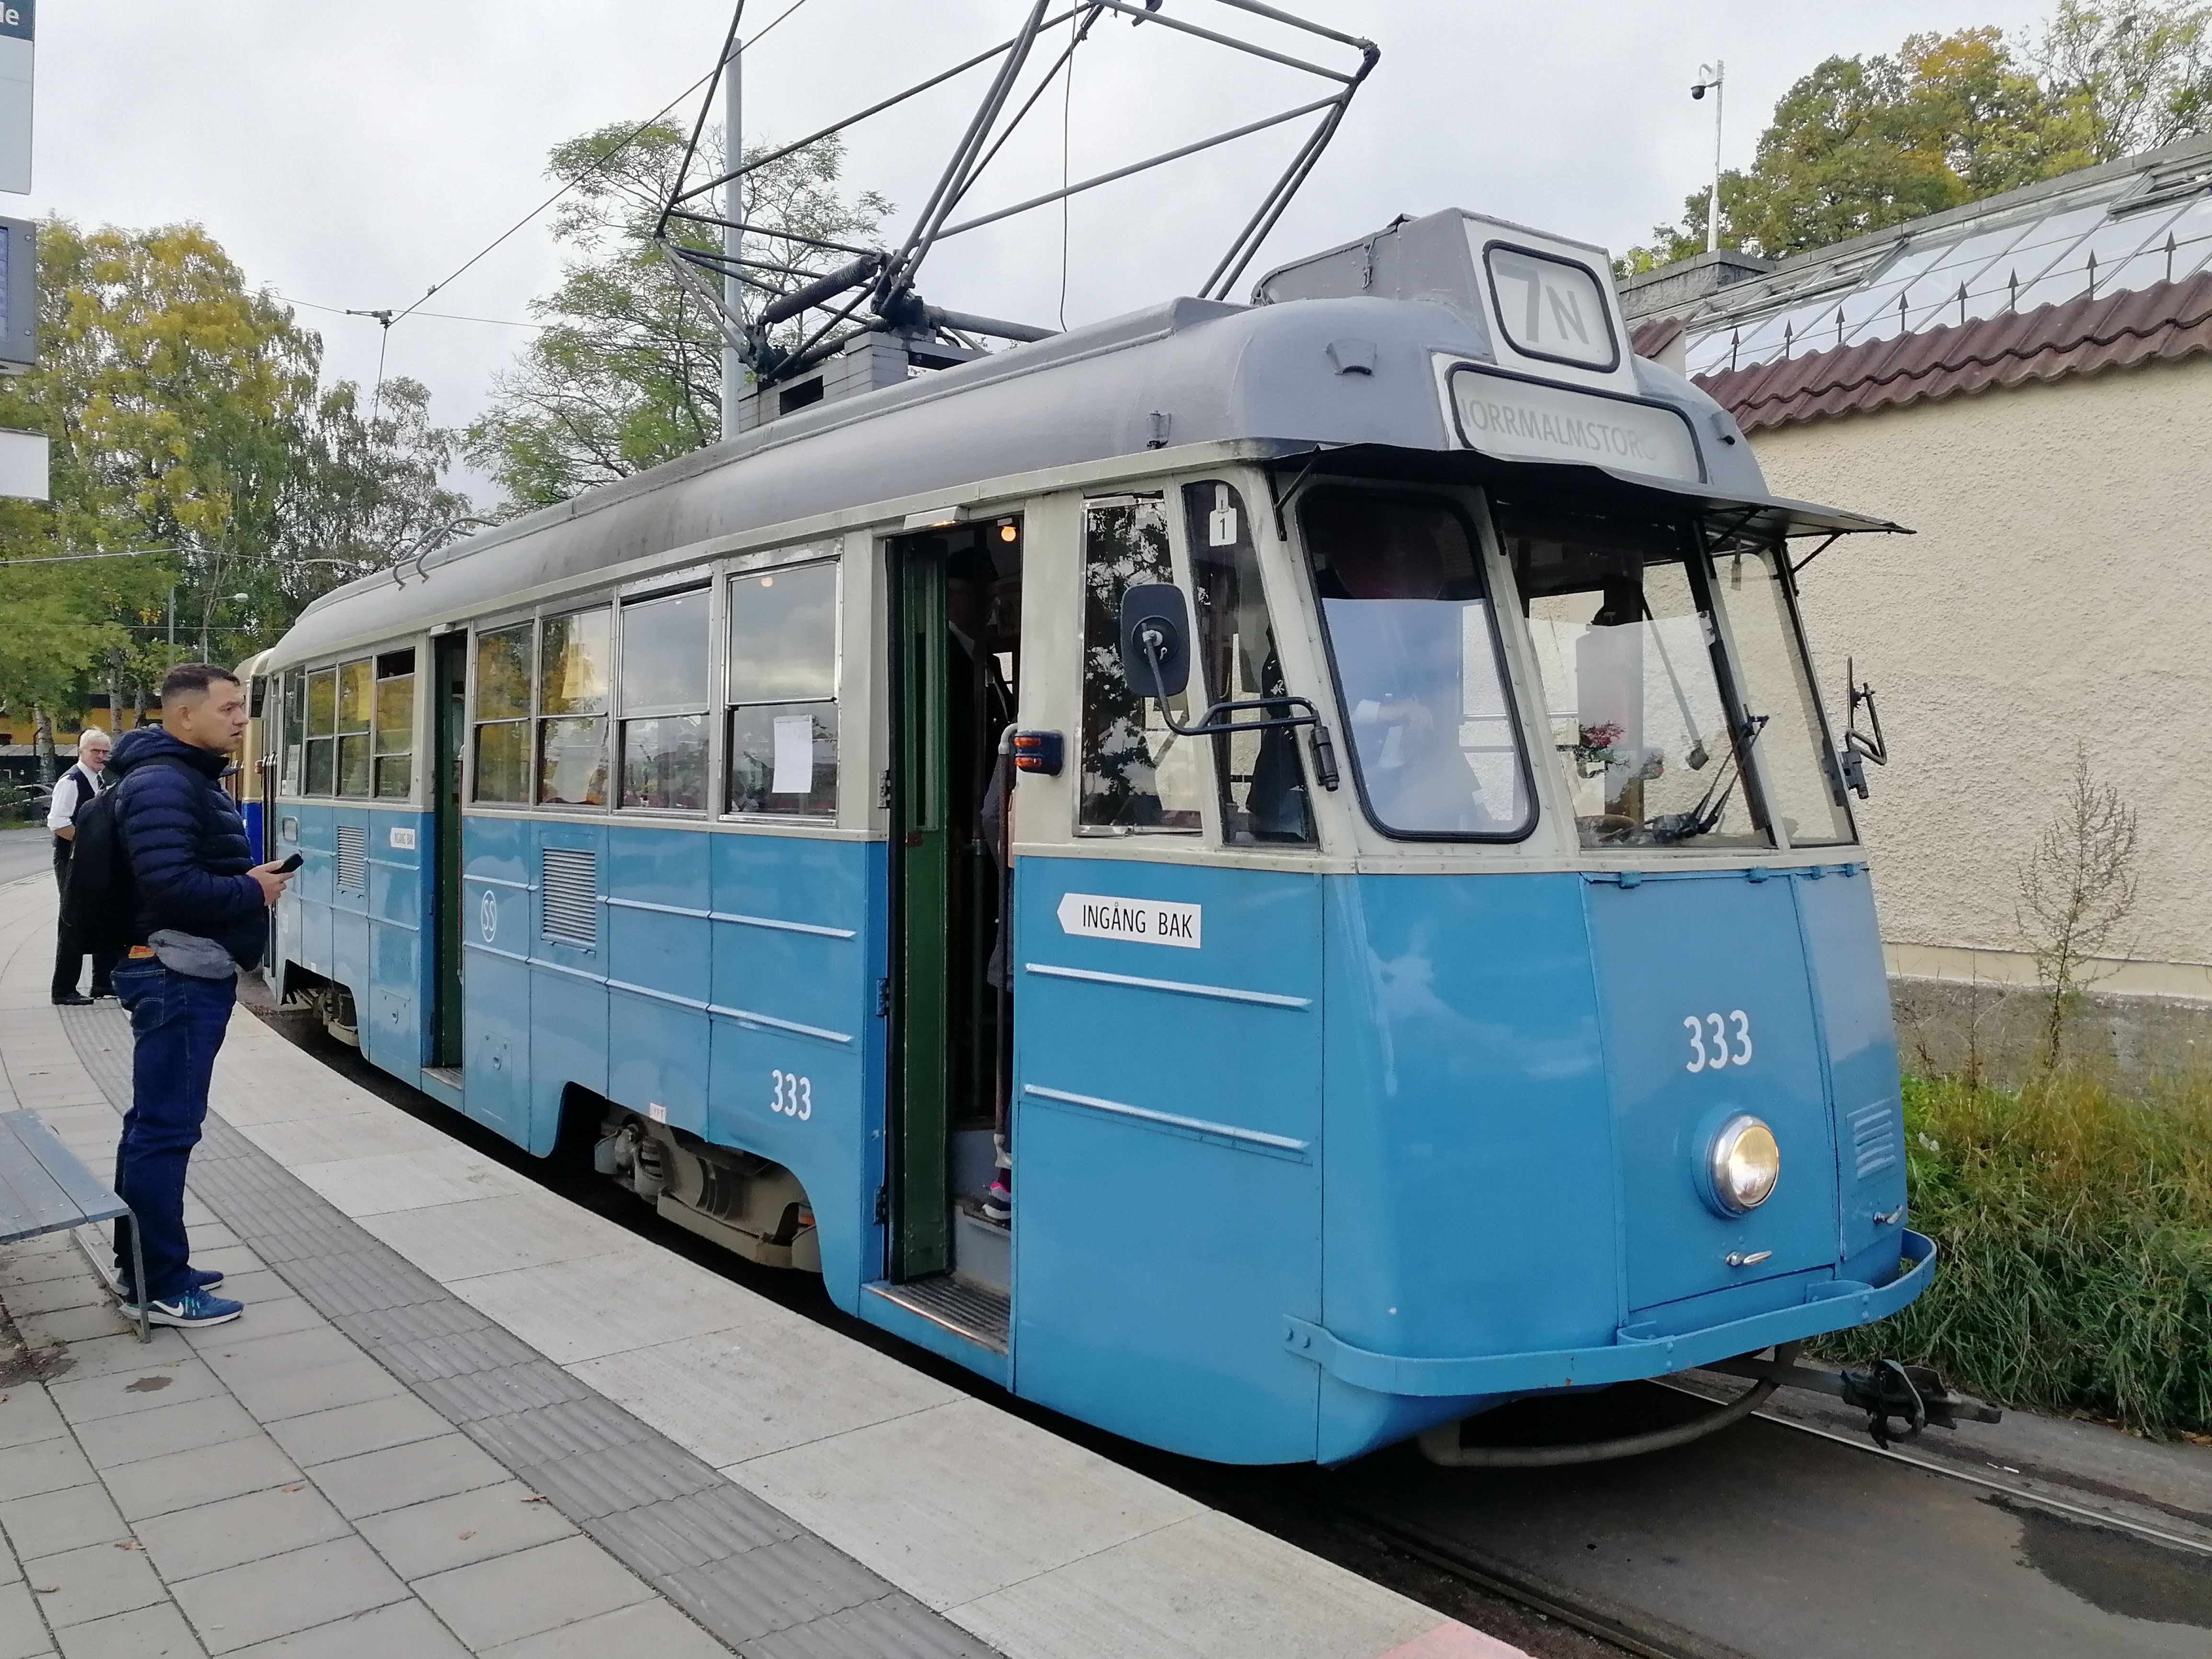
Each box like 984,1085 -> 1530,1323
1646,714 -> 1768,844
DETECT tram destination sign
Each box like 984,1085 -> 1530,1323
1443,364 -> 1700,484
1057,892 -> 1202,949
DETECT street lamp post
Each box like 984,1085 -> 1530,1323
1692,61 -> 1725,254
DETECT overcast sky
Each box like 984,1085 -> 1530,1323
26,0 -> 2058,499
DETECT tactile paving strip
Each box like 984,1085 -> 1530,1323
61,1003 -> 998,1659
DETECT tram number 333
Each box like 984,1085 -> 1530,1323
1683,1011 -> 1753,1072
770,1070 -> 813,1120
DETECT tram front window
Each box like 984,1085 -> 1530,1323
1302,489 -> 1532,839
1498,505 -> 1765,850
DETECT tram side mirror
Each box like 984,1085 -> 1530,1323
1838,655 -> 1889,800
1119,583 -> 1192,701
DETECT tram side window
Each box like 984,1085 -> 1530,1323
618,586 -> 709,811
334,659 -> 372,798
281,673 -> 305,795
472,624 -> 532,804
305,667 -> 337,796
726,561 -> 838,817
1078,495 -> 1203,833
1183,481 -> 1313,846
373,649 -> 415,800
538,606 -> 612,808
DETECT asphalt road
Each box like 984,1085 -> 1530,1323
0,826 -> 52,891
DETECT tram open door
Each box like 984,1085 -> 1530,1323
881,516 -> 1023,1351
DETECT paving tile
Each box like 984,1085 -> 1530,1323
238,1114 -> 452,1168
15,1304 -> 135,1347
17,1537 -> 166,1630
0,1578 -> 51,1659
221,1596 -> 467,1659
75,1397 -> 262,1473
0,1534 -> 15,1585
949,1510 -> 1441,1659
195,1329 -> 365,1390
134,1483 -> 353,1582
353,1479 -> 577,1581
170,1538 -> 408,1656
222,1361 -> 403,1426
102,1436 -> 302,1523
572,1321 -> 958,1467
287,1152 -> 534,1218
183,1222 -> 241,1253
410,1535 -> 654,1650
354,1194 -> 644,1284
448,1254 -> 752,1366
0,1484 -> 130,1560
0,1274 -> 111,1318
0,1436 -> 95,1503
260,1393 -> 450,1469
182,1248 -> 264,1281
307,1433 -> 509,1521
180,1300 -> 323,1351
53,1599 -> 207,1658
479,1597 -> 731,1659
37,1331 -> 193,1383
0,1386 -> 65,1451
2,1250 -> 99,1289
732,1398 -> 1202,1611
49,1362 -> 227,1428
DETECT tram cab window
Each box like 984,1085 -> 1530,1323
304,668 -> 338,796
1715,547 -> 1855,846
538,607 -> 612,807
1183,481 -> 1312,845
280,674 -> 305,795
1078,495 -> 1203,833
1301,489 -> 1532,839
471,624 -> 533,804
619,587 -> 710,811
726,560 -> 839,817
1498,504 -> 1765,850
373,649 -> 415,800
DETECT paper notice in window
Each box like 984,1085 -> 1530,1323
771,715 -> 813,795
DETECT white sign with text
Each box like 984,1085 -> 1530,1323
1056,892 -> 1202,950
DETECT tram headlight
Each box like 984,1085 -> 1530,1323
1705,1115 -> 1781,1214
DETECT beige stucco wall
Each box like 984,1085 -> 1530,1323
1746,354 -> 2212,1000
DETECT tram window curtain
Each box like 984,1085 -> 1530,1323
1078,495 -> 1202,833
305,666 -> 337,796
617,586 -> 709,811
538,606 -> 611,807
1183,480 -> 1314,846
725,560 -> 838,817
281,673 -> 305,795
471,624 -> 532,804
373,648 -> 415,801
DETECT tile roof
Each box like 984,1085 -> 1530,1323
1636,272 -> 2212,431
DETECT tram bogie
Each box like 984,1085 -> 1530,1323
247,207 -> 1934,1466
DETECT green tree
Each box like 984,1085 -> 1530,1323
466,122 -> 890,512
1620,21 -> 2187,269
0,219 -> 468,752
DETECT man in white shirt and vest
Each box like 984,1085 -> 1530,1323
48,726 -> 115,1005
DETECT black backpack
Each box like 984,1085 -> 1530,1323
59,757 -> 196,957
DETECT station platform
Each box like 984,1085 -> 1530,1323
0,875 -> 1521,1659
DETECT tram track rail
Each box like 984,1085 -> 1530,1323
257,1000 -> 2212,1659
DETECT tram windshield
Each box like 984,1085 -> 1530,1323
1498,503 -> 1767,850
1301,489 -> 1534,838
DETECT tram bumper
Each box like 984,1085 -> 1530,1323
1282,1230 -> 1934,1398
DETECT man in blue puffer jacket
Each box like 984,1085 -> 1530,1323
106,664 -> 295,1329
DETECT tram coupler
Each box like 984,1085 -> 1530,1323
1708,1350 -> 2002,1447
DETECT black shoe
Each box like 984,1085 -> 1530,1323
90,984 -> 114,1000
51,991 -> 92,1007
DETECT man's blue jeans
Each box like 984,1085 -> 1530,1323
111,959 -> 237,1302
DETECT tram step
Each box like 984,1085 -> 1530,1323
868,1274 -> 1011,1354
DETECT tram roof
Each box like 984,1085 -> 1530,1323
274,291 -> 1897,665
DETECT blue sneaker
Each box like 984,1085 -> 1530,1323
125,1288 -> 243,1329
189,1267 -> 225,1291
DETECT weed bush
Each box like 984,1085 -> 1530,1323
1822,1072 -> 2212,1437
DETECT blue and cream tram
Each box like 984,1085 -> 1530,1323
251,209 -> 1932,1465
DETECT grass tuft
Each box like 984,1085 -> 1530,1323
1821,1070 -> 2212,1437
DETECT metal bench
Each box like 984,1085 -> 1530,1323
0,1109 -> 147,1342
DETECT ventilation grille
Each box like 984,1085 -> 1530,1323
334,825 -> 367,893
1850,1101 -> 1900,1181
541,847 -> 598,948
